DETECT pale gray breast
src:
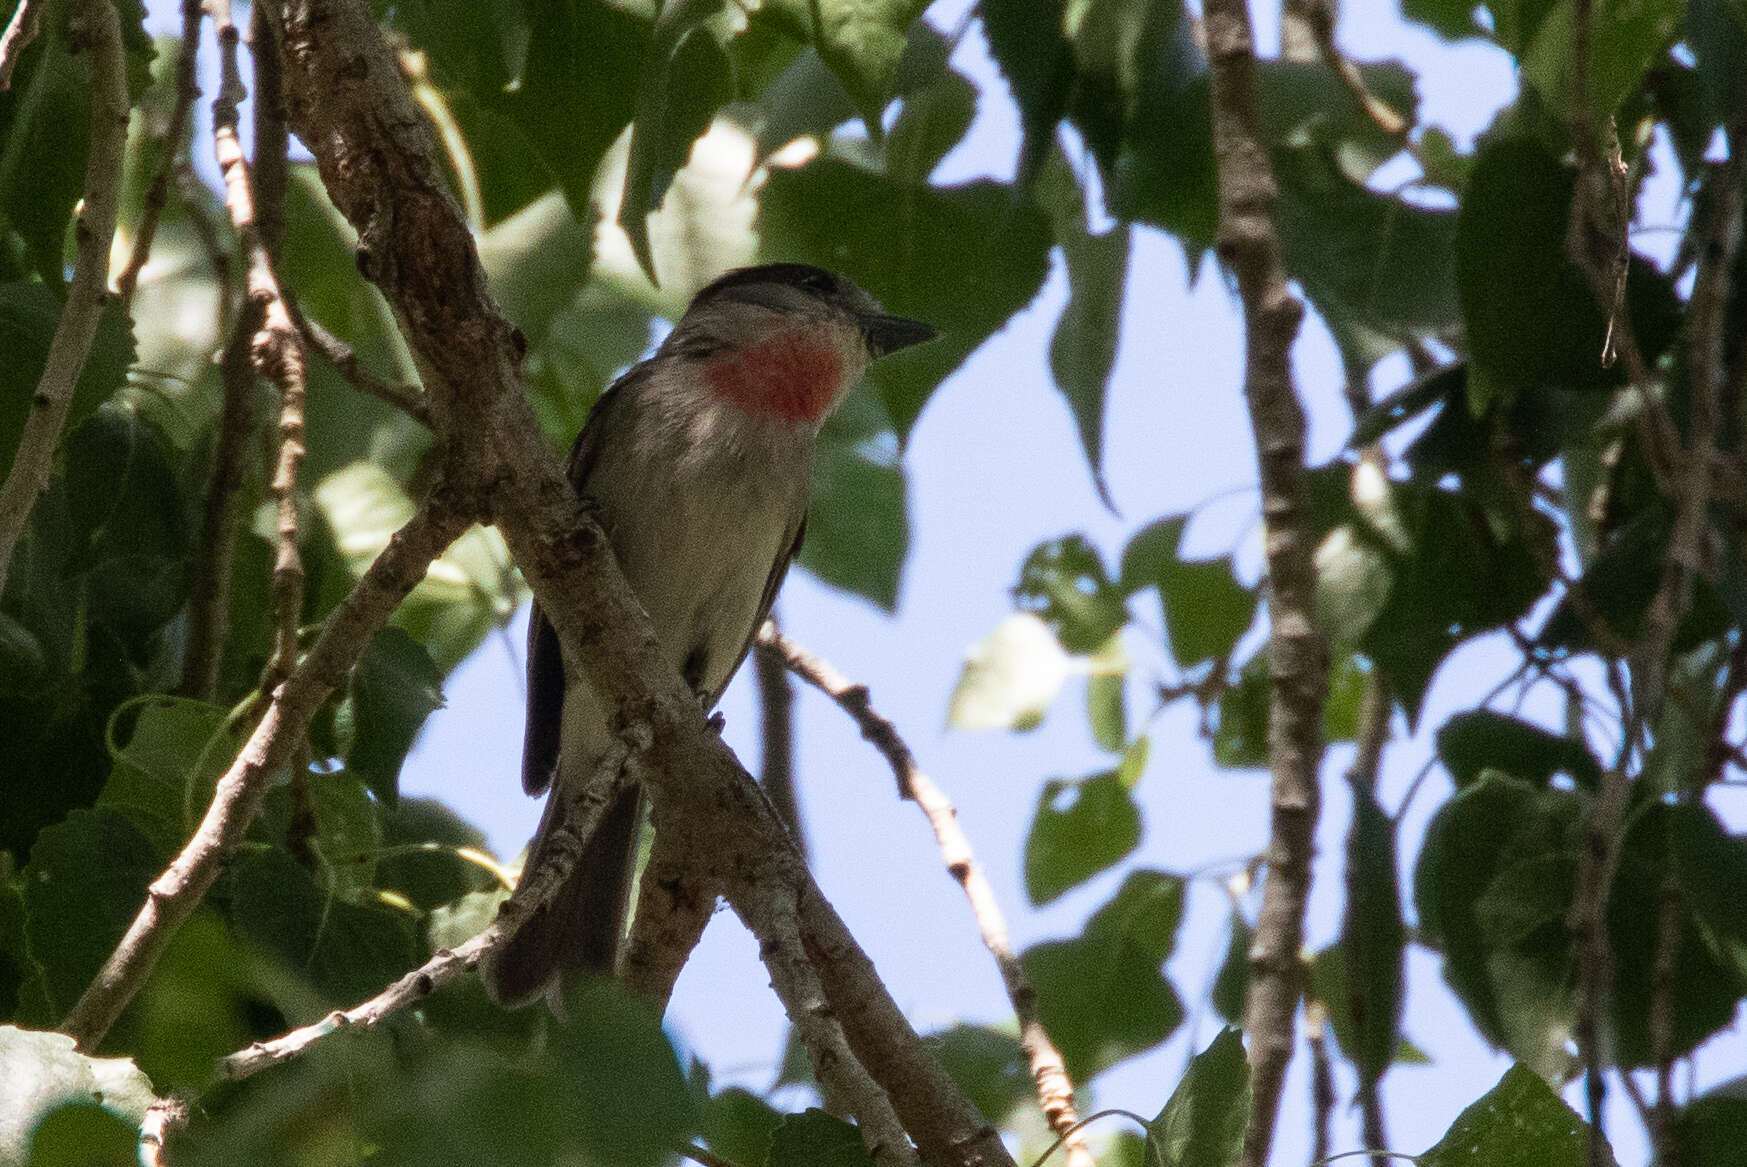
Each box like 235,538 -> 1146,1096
583,393 -> 811,702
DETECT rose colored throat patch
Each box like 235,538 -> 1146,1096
704,331 -> 846,425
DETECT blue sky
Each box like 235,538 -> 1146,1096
139,0 -> 1743,1160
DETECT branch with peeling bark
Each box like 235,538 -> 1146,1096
759,623 -> 1095,1167
1201,0 -> 1328,1163
0,0 -> 128,599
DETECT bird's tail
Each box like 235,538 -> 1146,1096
481,785 -> 644,1009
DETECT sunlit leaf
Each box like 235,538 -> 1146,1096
947,613 -> 1072,731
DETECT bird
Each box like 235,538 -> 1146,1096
481,263 -> 937,1009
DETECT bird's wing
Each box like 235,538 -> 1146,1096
520,371 -> 645,796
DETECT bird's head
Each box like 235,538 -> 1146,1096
663,263 -> 938,429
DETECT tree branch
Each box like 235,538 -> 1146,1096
270,4 -> 1010,1163
0,0 -> 128,599
0,0 -> 45,91
289,299 -> 433,427
761,624 -> 1094,1167
1201,1 -> 1327,1163
116,0 -> 203,308
219,731 -> 644,1080
620,825 -> 721,1008
755,613 -> 805,856
62,494 -> 472,1049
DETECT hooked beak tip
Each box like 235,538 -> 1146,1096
865,315 -> 939,357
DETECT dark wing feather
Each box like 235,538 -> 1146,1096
519,370 -> 647,795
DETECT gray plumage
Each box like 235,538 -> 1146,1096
481,264 -> 934,1009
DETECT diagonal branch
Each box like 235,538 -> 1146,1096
1201,0 -> 1328,1163
62,493 -> 471,1049
270,4 -> 1011,1164
116,0 -> 204,307
759,624 -> 1095,1167
0,0 -> 45,91
0,0 -> 128,599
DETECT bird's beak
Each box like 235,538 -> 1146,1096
864,314 -> 939,357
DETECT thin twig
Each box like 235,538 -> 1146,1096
116,0 -> 204,307
62,496 -> 471,1050
0,0 -> 128,599
762,624 -> 1095,1167
219,732 -> 643,1079
0,0 -> 45,90
1201,0 -> 1327,1160
177,302 -> 262,698
755,615 -> 805,857
1303,0 -> 1408,137
1306,999 -> 1335,1165
679,1144 -> 744,1167
289,299 -> 433,427
211,0 -> 309,707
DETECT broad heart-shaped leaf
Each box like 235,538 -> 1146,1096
618,0 -> 737,280
338,627 -> 446,806
767,1109 -> 874,1167
21,809 -> 158,1021
1159,554 -> 1257,668
1435,709 -> 1602,790
757,162 -> 1052,438
96,698 -> 237,860
0,1026 -> 155,1163
389,0 -> 647,220
1015,535 -> 1126,654
1025,771 -> 1143,905
1413,772 -> 1584,1079
1338,779 -> 1405,1083
375,796 -> 498,912
947,613 -> 1072,731
1143,1028 -> 1251,1167
1308,947 -> 1431,1069
0,284 -> 134,485
24,1102 -> 136,1167
701,1087 -> 783,1167
226,848 -> 419,1009
758,0 -> 931,133
1457,135 -> 1682,407
923,1025 -> 1033,1126
800,426 -> 909,610
1039,154 -> 1129,502
1022,870 -> 1185,1081
1420,1064 -> 1611,1167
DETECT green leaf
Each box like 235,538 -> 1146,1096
1160,554 -> 1257,668
1457,136 -> 1680,401
1210,911 -> 1252,1025
1119,517 -> 1187,595
1671,804 -> 1747,985
97,698 -> 236,860
618,0 -> 737,280
760,0 -> 931,132
924,1025 -> 1033,1126
1039,156 -> 1129,501
1213,652 -> 1269,769
800,430 -> 909,611
0,1026 -> 155,1162
884,61 -> 978,184
0,284 -> 134,484
130,912 -> 263,1092
1015,535 -> 1126,654
768,1109 -> 874,1167
227,849 -> 418,1008
376,796 -> 497,911
1412,772 -> 1583,1079
1337,780 -> 1406,1083
1520,0 -> 1684,123
979,0 -> 1074,185
1025,771 -> 1143,905
1022,870 -> 1185,1080
549,979 -> 699,1167
1435,709 -> 1602,790
1420,1064 -> 1611,1167
1674,1088 -> 1747,1167
0,20 -> 91,284
340,627 -> 446,806
21,810 -> 158,1020
701,1087 -> 782,1167
24,1103 -> 136,1167
1088,669 -> 1127,752
757,163 -> 1052,438
1143,1028 -> 1251,1167
947,613 -> 1072,732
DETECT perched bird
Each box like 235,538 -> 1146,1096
482,263 -> 937,1008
